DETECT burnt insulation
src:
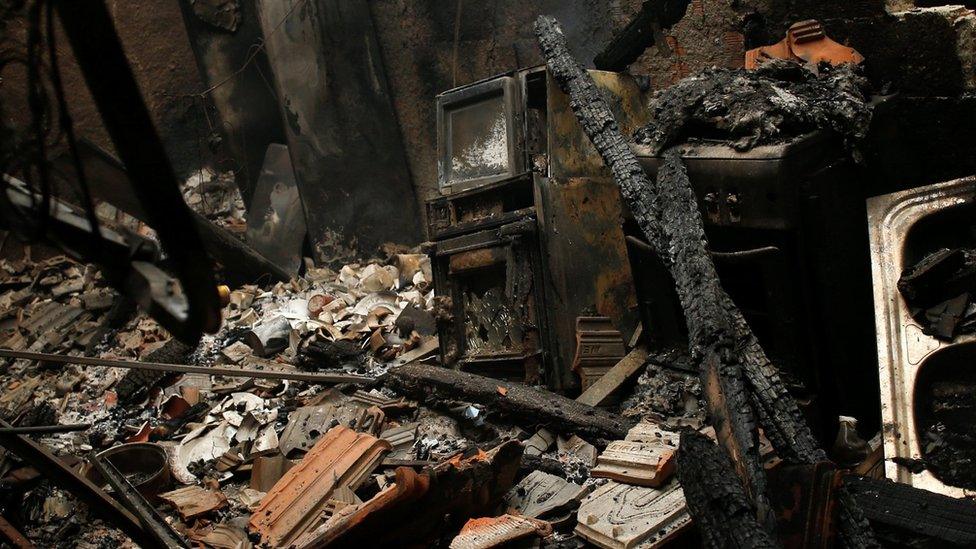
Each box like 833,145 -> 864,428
633,60 -> 873,155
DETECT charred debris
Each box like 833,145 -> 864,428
1,1 -> 976,548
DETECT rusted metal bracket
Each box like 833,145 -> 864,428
0,419 -> 152,547
89,452 -> 188,549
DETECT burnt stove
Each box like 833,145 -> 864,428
425,67 -> 644,391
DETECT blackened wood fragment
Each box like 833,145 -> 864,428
534,15 -> 878,548
385,362 -> 633,441
115,338 -> 192,404
844,474 -> 976,547
677,430 -> 778,549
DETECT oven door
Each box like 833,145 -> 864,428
430,216 -> 545,383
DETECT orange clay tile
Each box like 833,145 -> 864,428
248,426 -> 391,547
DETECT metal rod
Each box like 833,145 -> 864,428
0,424 -> 91,435
0,349 -> 374,384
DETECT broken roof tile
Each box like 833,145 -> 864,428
449,514 -> 552,549
158,485 -> 228,521
624,421 -> 679,445
504,470 -> 589,519
575,480 -> 690,549
591,439 -> 676,488
248,426 -> 391,547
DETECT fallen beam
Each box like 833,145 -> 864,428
576,347 -> 648,407
535,15 -> 877,547
0,349 -> 374,384
535,13 -> 769,524
844,475 -> 976,547
0,424 -> 90,435
90,453 -> 188,549
0,515 -> 34,549
385,363 -> 634,441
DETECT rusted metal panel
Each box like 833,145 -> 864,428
547,70 -> 649,180
248,426 -> 391,547
256,0 -> 422,263
535,176 -> 639,390
448,247 -> 507,274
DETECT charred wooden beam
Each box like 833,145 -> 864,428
0,515 -> 34,549
844,475 -> 976,547
535,13 -> 769,525
90,453 -> 188,549
677,430 -> 778,549
594,0 -> 692,71
384,363 -> 634,441
534,15 -> 877,547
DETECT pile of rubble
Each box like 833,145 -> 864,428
0,240 -> 723,547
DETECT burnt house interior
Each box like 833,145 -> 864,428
0,0 -> 975,547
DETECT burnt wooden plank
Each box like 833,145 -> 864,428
385,362 -> 634,441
